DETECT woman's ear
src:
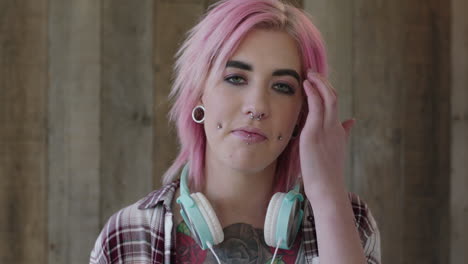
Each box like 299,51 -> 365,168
199,93 -> 205,105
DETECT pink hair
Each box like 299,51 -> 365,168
162,0 -> 328,192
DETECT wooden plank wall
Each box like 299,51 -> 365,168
153,0 -> 208,191
1,0 -> 466,263
48,1 -> 101,263
305,0 -> 451,263
100,0 -> 154,226
305,1 -> 403,260
451,0 -> 468,263
0,0 -> 48,263
302,0 -> 354,189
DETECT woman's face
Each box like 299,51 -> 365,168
201,29 -> 304,174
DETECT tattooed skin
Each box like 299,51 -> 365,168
175,221 -> 301,264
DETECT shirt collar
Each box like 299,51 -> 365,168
138,180 -> 180,210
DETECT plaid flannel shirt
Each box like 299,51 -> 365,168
90,180 -> 381,263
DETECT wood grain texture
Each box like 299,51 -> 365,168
305,0 -> 403,261
305,0 -> 451,262
304,0 -> 353,190
451,0 -> 468,263
354,0 -> 409,262
153,1 -> 206,188
400,0 -> 450,262
101,0 -> 154,224
48,0 -> 100,263
0,0 -> 48,263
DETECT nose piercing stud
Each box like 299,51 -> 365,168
249,112 -> 264,121
278,136 -> 283,141
217,124 -> 222,129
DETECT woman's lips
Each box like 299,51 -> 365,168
231,130 -> 267,144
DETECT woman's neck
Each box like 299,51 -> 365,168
202,151 -> 277,229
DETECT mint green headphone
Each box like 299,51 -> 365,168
176,164 -> 304,250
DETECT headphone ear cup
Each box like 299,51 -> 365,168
264,192 -> 285,247
191,192 -> 224,245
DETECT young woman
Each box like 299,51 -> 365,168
90,0 -> 381,263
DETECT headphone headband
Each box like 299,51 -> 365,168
177,163 -> 304,250
179,164 -> 191,196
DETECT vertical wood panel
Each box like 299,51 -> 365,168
153,1 -> 206,188
401,0 -> 450,262
0,0 -> 48,263
352,1 -> 405,262
48,0 -> 100,263
304,0 -> 354,189
101,0 -> 154,223
451,0 -> 468,263
306,0 -> 452,262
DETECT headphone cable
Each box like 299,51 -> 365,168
206,241 -> 222,264
271,238 -> 283,263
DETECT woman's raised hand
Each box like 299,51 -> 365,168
299,70 -> 355,196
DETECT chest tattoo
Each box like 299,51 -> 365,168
175,221 -> 301,264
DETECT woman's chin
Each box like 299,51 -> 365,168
222,156 -> 274,175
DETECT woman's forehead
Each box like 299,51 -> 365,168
227,29 -> 302,73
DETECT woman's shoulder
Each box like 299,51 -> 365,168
345,192 -> 380,237
104,180 -> 180,223
90,180 -> 180,264
345,192 -> 381,262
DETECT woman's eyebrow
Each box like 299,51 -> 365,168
272,69 -> 301,83
226,60 -> 252,71
226,60 -> 300,83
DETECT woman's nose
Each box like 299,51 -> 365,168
241,83 -> 270,120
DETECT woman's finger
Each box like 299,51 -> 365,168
307,72 -> 339,127
303,79 -> 324,131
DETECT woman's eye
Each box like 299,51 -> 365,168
273,83 -> 295,95
225,75 -> 246,85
